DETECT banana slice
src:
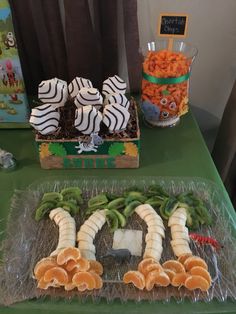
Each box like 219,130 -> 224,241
59,227 -> 76,235
171,231 -> 190,242
49,207 -> 65,220
171,239 -> 189,247
145,213 -> 163,224
89,215 -> 106,230
77,230 -> 93,242
83,220 -> 99,233
170,212 -> 187,221
137,208 -> 156,220
145,232 -> 162,243
54,212 -> 71,225
79,225 -> 97,239
59,218 -> 75,228
49,207 -> 76,258
97,209 -> 106,217
148,226 -> 165,238
143,248 -> 162,261
135,204 -> 156,217
168,216 -> 186,227
57,239 -> 75,248
170,225 -> 188,235
146,220 -> 165,229
172,245 -> 192,257
146,239 -> 163,251
58,231 -> 76,240
60,225 -> 76,234
80,249 -> 96,260
174,207 -> 187,215
92,210 -> 106,219
78,240 -> 96,253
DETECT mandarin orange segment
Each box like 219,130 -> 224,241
162,260 -> 185,273
37,277 -> 54,290
77,283 -> 89,292
88,260 -> 103,275
184,256 -> 208,271
34,257 -> 57,280
178,253 -> 193,265
189,266 -> 212,285
66,257 -> 90,272
145,270 -> 170,291
171,272 -> 190,287
146,262 -> 163,274
138,258 -> 156,276
64,283 -> 76,291
43,266 -> 68,285
72,271 -> 96,290
90,272 -> 103,289
184,275 -> 210,291
123,271 -> 145,290
164,269 -> 176,282
57,247 -> 81,265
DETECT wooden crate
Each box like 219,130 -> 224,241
35,101 -> 140,169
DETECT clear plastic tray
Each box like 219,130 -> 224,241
0,176 -> 235,305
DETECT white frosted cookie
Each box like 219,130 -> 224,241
103,103 -> 130,132
29,103 -> 60,135
74,87 -> 103,109
105,93 -> 130,109
68,77 -> 93,98
102,75 -> 126,96
38,78 -> 68,108
74,105 -> 102,135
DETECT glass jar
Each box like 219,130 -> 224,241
141,40 -> 197,127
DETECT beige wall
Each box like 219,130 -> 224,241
137,0 -> 236,133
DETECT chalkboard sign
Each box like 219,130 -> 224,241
158,14 -> 188,38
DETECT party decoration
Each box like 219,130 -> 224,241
103,103 -> 130,132
38,78 -> 68,108
74,87 -> 103,109
74,105 -> 102,135
29,103 -> 60,135
102,75 -> 126,97
106,93 -> 130,109
68,77 -> 93,98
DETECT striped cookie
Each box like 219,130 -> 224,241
102,75 -> 126,96
68,77 -> 93,98
103,103 -> 130,132
29,103 -> 60,135
105,93 -> 130,109
74,87 -> 103,109
74,105 -> 102,135
38,78 -> 68,108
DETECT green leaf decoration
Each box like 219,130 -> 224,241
162,90 -> 170,96
108,143 -> 125,157
48,143 -> 67,157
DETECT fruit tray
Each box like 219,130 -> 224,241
0,176 -> 235,305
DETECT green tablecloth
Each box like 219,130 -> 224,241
0,112 -> 235,313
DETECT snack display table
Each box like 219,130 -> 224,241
0,110 -> 235,313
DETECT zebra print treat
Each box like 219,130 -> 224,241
38,78 -> 68,108
68,77 -> 93,98
103,103 -> 130,132
74,87 -> 103,109
29,103 -> 60,135
102,75 -> 126,97
74,105 -> 102,135
106,93 -> 130,109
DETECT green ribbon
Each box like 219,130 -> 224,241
142,71 -> 190,84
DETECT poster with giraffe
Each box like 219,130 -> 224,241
0,0 -> 28,126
